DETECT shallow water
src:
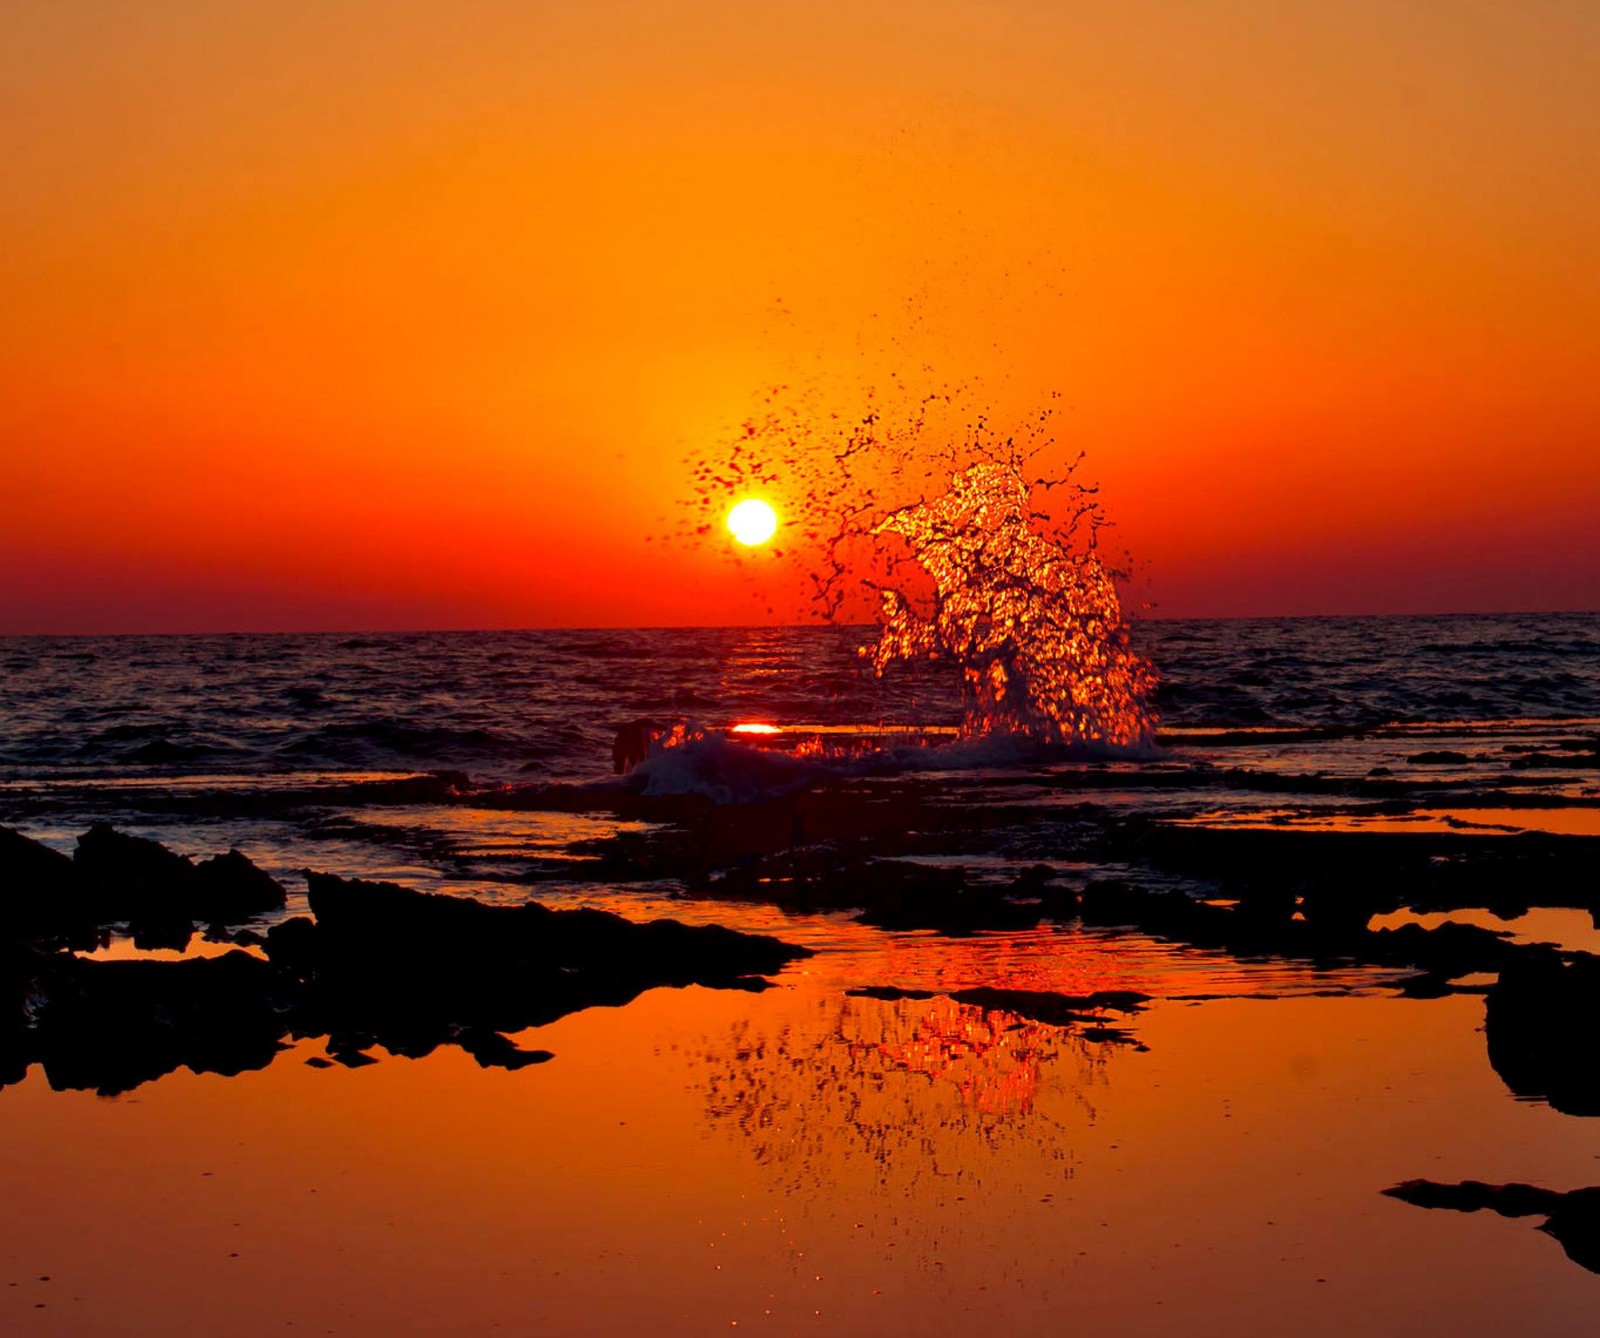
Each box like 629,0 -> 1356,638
4,987 -> 1599,1335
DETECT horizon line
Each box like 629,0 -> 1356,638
2,606 -> 1596,640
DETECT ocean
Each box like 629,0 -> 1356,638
5,612 -> 1597,783
3,611 -> 1600,1333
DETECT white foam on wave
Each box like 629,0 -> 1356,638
634,723 -> 1162,803
633,730 -> 828,803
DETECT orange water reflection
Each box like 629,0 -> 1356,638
5,984 -> 1598,1333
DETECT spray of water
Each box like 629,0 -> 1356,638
680,382 -> 1157,750
867,458 -> 1155,747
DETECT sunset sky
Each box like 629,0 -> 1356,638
4,1 -> 1598,632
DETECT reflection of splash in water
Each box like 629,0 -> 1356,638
690,993 -> 1117,1203
856,994 -> 1049,1119
682,386 -> 1157,749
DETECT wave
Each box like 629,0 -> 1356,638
634,732 -> 827,803
634,721 -> 1162,804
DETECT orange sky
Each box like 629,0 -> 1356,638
3,1 -> 1598,631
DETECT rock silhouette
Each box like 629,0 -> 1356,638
0,867 -> 810,1095
1484,949 -> 1600,1116
1385,1179 -> 1600,1274
1,824 -> 286,944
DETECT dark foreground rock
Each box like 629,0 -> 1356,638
266,874 -> 810,1062
0,826 -> 84,938
1,874 -> 810,1093
0,824 -> 286,944
74,824 -> 287,928
1485,949 -> 1600,1116
1385,1179 -> 1600,1274
3,947 -> 286,1095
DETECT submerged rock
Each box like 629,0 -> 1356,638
706,849 -> 1045,934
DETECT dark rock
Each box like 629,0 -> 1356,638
0,828 -> 87,938
1510,750 -> 1600,771
1385,1179 -> 1557,1216
131,919 -> 193,953
854,862 -> 1042,934
1136,822 -> 1600,921
263,916 -> 319,973
73,824 -> 196,925
1407,751 -> 1470,765
1384,1179 -> 1600,1274
68,827 -> 283,934
704,848 -> 1042,934
951,985 -> 1148,1021
192,850 -> 286,922
1485,949 -> 1600,1115
0,827 -> 75,902
451,1027 -> 555,1070
301,871 -> 807,982
263,873 -> 811,1066
612,719 -> 659,775
28,950 -> 287,1096
2,874 -> 809,1095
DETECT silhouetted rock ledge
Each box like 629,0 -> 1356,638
0,824 -> 286,944
1,874 -> 809,1094
1384,1179 -> 1600,1274
1485,948 -> 1600,1116
299,871 -> 808,982
2,946 -> 286,1095
0,826 -> 79,937
264,874 -> 811,1072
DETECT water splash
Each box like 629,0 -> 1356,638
867,459 -> 1156,747
682,383 -> 1157,749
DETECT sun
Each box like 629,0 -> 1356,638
726,498 -> 778,546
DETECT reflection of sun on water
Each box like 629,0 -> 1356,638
726,497 -> 778,546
